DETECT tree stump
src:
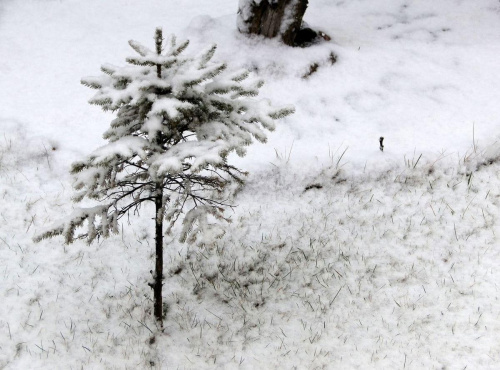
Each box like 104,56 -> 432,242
237,0 -> 309,46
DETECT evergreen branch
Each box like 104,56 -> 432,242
124,160 -> 148,171
100,64 -> 118,75
198,44 -> 217,68
173,40 -> 189,57
102,181 -> 152,202
81,76 -> 104,89
167,34 -> 176,48
115,197 -> 153,219
128,40 -> 151,57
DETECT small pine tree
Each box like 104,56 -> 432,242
34,28 -> 293,327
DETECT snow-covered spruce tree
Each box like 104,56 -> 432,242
34,28 -> 293,327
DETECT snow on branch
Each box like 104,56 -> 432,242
179,205 -> 228,246
149,97 -> 195,120
75,136 -> 150,168
128,40 -> 151,57
33,204 -> 117,244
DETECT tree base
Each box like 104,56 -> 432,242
238,0 -> 309,46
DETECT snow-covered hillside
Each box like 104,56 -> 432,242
1,0 -> 500,368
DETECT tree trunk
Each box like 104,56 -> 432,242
237,0 -> 308,46
153,28 -> 165,328
153,185 -> 164,327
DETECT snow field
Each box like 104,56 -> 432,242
2,128 -> 500,368
159,151 -> 500,369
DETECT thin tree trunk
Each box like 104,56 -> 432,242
154,185 -> 164,326
153,27 -> 165,328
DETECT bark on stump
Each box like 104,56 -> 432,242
238,0 -> 309,46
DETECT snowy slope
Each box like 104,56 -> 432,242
1,0 -> 500,368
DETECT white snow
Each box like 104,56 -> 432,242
87,136 -> 149,164
1,0 -> 500,369
149,97 -> 195,119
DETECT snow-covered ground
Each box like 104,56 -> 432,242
1,0 -> 500,368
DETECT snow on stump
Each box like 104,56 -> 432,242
237,0 -> 309,46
